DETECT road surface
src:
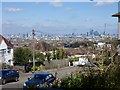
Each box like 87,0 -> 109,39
1,66 -> 82,90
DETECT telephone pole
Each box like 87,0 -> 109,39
32,29 -> 35,72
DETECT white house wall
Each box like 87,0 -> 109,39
0,40 -> 13,66
4,49 -> 14,66
0,40 -> 7,49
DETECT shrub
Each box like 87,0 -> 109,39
58,67 -> 120,89
103,58 -> 111,66
31,66 -> 41,71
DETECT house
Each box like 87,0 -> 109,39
0,35 -> 14,66
96,42 -> 105,49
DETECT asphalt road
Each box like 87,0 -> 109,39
1,66 -> 82,90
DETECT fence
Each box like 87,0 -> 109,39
42,59 -> 69,70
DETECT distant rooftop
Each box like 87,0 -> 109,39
112,12 -> 120,17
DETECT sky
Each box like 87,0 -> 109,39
1,1 -> 119,35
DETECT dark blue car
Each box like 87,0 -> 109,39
23,73 -> 56,89
0,69 -> 19,85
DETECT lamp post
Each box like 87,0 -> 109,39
32,29 -> 35,72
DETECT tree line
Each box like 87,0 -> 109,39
13,47 -> 65,64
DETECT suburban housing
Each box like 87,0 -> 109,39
0,35 -> 14,66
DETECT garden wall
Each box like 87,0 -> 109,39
43,59 -> 69,69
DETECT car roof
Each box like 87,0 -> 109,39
1,69 -> 18,72
1,69 -> 11,71
35,73 -> 50,76
34,73 -> 52,77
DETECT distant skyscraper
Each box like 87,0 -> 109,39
90,29 -> 94,36
87,32 -> 89,36
89,29 -> 99,36
94,31 -> 99,36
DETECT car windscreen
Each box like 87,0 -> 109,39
30,74 -> 45,81
45,74 -> 53,81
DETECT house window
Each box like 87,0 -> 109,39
8,59 -> 12,65
1,49 -> 6,55
8,59 -> 11,62
0,50 -> 2,55
7,48 -> 11,53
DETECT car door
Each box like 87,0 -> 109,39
8,70 -> 14,81
4,71 -> 11,82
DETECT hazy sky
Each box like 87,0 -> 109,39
1,1 -> 119,35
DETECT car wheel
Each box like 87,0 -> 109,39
15,77 -> 19,82
2,79 -> 6,85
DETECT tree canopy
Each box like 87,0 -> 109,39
14,47 -> 32,64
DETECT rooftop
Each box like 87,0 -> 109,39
112,12 -> 120,17
0,35 -> 13,48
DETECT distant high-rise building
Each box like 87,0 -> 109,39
89,29 -> 99,36
94,31 -> 99,36
90,29 -> 94,36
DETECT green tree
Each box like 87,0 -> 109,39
14,47 -> 24,63
14,47 -> 32,64
24,48 -> 32,63
53,49 -> 56,60
46,52 -> 51,63
56,49 -> 60,59
35,52 -> 45,63
60,49 -> 65,59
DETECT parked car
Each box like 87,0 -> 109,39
0,69 -> 19,85
23,73 -> 56,89
78,58 -> 89,66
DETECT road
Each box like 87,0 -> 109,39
1,66 -> 82,90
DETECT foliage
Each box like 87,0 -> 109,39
70,42 -> 81,48
46,52 -> 51,63
56,49 -> 60,59
59,49 -> 65,59
55,55 -> 120,89
52,49 -> 56,60
69,57 -> 79,62
59,70 -> 116,88
35,52 -> 45,63
103,58 -> 111,66
31,66 -> 41,71
52,48 -> 65,60
14,47 -> 32,64
35,41 -> 54,51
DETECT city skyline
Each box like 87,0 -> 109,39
1,1 -> 118,35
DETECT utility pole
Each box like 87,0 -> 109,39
32,29 -> 35,72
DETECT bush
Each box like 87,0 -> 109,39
58,67 -> 120,89
103,58 -> 111,66
31,66 -> 41,71
52,60 -> 120,89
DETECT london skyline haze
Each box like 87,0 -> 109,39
1,1 -> 119,35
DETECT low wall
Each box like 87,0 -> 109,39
42,59 -> 69,69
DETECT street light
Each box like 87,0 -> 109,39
32,29 -> 35,72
